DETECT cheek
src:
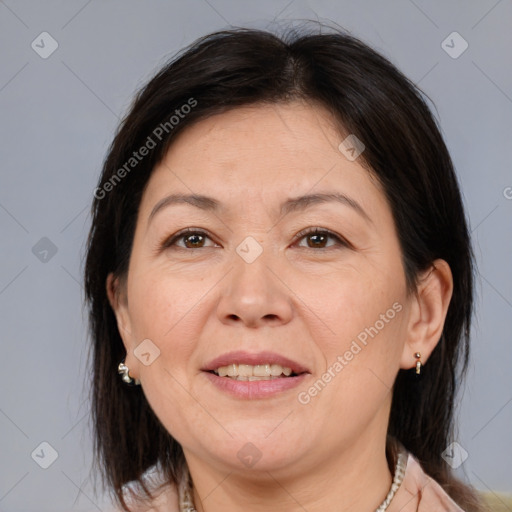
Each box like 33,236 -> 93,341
307,289 -> 405,411
127,271 -> 204,364
308,265 -> 403,350
127,274 -> 211,441
304,273 -> 406,420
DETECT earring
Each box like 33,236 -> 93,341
118,359 -> 141,386
414,352 -> 422,375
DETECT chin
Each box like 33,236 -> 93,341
203,431 -> 307,473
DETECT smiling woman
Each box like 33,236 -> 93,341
84,25 -> 487,512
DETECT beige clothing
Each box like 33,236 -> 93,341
388,452 -> 465,512
121,451 -> 465,512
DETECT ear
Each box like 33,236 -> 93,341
106,273 -> 138,376
399,259 -> 453,370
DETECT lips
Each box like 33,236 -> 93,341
202,350 -> 310,375
201,350 -> 311,399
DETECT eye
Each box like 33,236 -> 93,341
161,228 -> 218,250
158,227 -> 350,252
294,227 -> 349,250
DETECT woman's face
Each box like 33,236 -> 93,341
111,101 -> 418,475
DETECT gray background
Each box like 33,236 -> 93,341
1,1 -> 511,511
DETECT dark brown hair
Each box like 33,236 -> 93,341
84,24 -> 486,511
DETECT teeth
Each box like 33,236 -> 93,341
231,375 -> 282,381
213,363 -> 295,379
238,364 -> 253,377
217,366 -> 229,377
254,364 -> 271,376
270,364 -> 284,376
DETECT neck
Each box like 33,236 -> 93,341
183,415 -> 393,512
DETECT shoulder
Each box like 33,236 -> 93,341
389,451 -> 466,512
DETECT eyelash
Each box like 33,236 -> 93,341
159,227 -> 350,251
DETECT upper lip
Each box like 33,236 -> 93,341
202,350 -> 310,374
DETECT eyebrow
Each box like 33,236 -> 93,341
148,192 -> 372,225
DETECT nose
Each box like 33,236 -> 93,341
216,244 -> 294,328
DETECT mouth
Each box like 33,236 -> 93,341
201,351 -> 310,397
202,350 -> 309,378
208,363 -> 302,381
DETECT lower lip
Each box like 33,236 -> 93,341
202,371 -> 308,399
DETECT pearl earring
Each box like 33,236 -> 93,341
118,359 -> 141,386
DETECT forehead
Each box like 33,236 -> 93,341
140,101 -> 386,221
171,100 -> 344,161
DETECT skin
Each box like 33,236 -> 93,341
107,100 -> 453,512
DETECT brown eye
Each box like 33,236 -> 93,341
182,233 -> 206,248
161,228 -> 217,250
295,228 -> 348,250
305,232 -> 329,248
